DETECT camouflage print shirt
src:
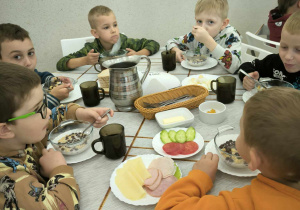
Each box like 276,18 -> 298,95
56,33 -> 160,71
0,103 -> 81,210
166,24 -> 242,74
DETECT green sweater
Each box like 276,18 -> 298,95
56,33 -> 160,71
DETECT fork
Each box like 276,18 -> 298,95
143,94 -> 192,108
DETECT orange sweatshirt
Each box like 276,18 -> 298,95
156,170 -> 300,210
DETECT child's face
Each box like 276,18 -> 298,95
195,11 -> 227,38
279,29 -> 300,73
0,38 -> 37,71
8,85 -> 51,145
91,12 -> 120,49
235,114 -> 251,165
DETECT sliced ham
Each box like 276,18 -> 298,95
148,157 -> 174,178
144,175 -> 177,197
147,169 -> 162,190
144,168 -> 159,186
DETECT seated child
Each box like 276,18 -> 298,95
268,0 -> 300,42
239,11 -> 300,90
156,87 -> 300,209
0,23 -> 73,109
0,62 -> 114,209
166,0 -> 241,73
56,5 -> 160,71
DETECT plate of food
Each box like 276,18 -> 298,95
181,57 -> 218,70
152,127 -> 204,159
205,140 -> 260,177
110,154 -> 182,205
60,84 -> 82,103
181,74 -> 218,91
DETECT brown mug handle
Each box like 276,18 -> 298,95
98,88 -> 105,100
91,137 -> 104,154
210,80 -> 217,94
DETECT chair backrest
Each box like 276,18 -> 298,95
246,31 -> 280,54
60,36 -> 95,56
241,43 -> 272,63
255,24 -> 270,38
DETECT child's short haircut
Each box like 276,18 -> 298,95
194,0 -> 228,20
0,62 -> 40,123
282,10 -> 300,35
244,87 -> 300,182
278,0 -> 299,15
0,23 -> 30,59
88,5 -> 113,29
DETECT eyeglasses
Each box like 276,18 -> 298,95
7,93 -> 48,122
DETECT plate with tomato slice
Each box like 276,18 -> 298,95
152,127 -> 204,159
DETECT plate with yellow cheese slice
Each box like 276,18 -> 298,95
110,154 -> 181,205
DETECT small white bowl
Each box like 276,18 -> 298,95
155,107 -> 194,129
198,101 -> 226,124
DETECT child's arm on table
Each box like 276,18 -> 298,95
155,153 -> 220,210
123,35 -> 160,56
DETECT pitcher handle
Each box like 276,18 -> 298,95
139,55 -> 151,84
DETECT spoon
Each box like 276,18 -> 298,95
81,109 -> 111,136
239,69 -> 268,89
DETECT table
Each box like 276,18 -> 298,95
53,48 -> 252,210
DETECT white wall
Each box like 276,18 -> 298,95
1,0 -> 277,72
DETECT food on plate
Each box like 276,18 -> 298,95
143,157 -> 178,197
160,127 -> 196,144
98,69 -> 110,88
189,74 -> 212,90
163,116 -> 185,125
207,108 -> 216,113
57,132 -> 88,153
162,141 -> 199,155
48,77 -> 63,90
219,140 -> 247,166
115,157 -> 151,200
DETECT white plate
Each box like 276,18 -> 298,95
47,143 -> 96,164
60,84 -> 82,103
205,140 -> 260,177
181,57 -> 218,70
242,89 -> 256,103
152,127 -> 204,159
110,154 -> 182,206
181,74 -> 218,91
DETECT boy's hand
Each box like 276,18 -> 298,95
50,83 -> 73,100
126,48 -> 137,56
171,47 -> 184,62
86,49 -> 100,65
57,76 -> 74,90
39,148 -> 67,178
75,107 -> 114,128
192,26 -> 211,44
192,152 -> 219,182
243,71 -> 259,90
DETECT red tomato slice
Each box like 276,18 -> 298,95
181,141 -> 199,155
162,142 -> 182,155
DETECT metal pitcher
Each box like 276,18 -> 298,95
102,55 -> 151,111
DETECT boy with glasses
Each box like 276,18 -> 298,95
0,62 -> 113,209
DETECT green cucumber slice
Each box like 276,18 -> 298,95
175,130 -> 186,143
160,130 -> 172,144
168,130 -> 177,142
186,127 -> 196,141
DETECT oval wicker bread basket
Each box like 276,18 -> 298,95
134,85 -> 209,120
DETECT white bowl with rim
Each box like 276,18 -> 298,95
198,101 -> 226,124
155,107 -> 194,129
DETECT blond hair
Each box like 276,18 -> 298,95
88,5 -> 113,29
195,0 -> 228,20
244,87 -> 300,182
283,10 -> 300,35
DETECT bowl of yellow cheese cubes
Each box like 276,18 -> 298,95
155,107 -> 194,129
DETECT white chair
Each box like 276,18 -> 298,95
246,31 -> 280,54
255,24 -> 270,38
60,36 -> 95,56
241,43 -> 272,63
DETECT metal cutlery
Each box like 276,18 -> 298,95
239,69 -> 268,89
143,95 -> 194,108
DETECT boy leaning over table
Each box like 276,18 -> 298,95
56,5 -> 160,71
156,87 -> 300,210
0,62 -> 113,209
166,0 -> 242,74
239,11 -> 300,90
0,23 -> 73,110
